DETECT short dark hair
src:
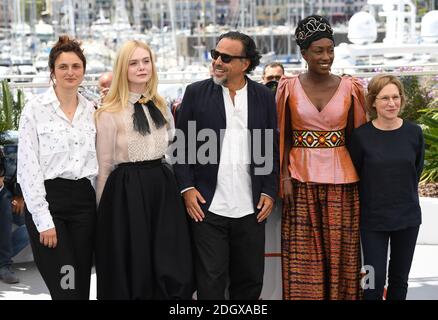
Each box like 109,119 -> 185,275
263,62 -> 285,76
49,35 -> 86,82
217,31 -> 261,74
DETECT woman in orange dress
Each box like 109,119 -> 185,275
276,15 -> 367,299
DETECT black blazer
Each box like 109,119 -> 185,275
173,77 -> 279,214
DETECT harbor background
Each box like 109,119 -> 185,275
1,0 -> 438,300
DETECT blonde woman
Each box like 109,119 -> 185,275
95,40 -> 194,300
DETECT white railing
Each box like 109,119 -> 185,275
1,63 -> 438,90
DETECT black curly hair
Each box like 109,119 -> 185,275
217,31 -> 261,74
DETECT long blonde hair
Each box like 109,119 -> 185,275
95,40 -> 167,119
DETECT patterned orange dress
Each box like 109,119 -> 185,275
276,75 -> 367,300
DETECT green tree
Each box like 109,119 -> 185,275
0,80 -> 14,131
419,108 -> 438,183
400,76 -> 431,122
0,80 -> 25,133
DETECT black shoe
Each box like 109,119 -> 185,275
0,266 -> 19,284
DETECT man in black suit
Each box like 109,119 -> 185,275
173,31 -> 279,300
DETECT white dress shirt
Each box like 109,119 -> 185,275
17,86 -> 98,232
208,82 -> 254,218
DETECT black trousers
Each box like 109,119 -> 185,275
361,226 -> 419,300
25,178 -> 96,300
190,211 -> 265,300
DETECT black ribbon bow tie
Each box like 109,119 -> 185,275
133,95 -> 167,135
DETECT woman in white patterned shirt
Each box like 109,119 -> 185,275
94,40 -> 194,299
17,36 -> 98,300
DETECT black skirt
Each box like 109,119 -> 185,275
96,159 -> 195,300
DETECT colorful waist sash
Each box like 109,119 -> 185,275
292,129 -> 345,148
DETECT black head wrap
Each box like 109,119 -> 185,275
295,15 -> 334,50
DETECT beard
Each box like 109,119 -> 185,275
212,74 -> 227,86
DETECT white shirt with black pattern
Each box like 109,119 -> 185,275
17,86 -> 98,232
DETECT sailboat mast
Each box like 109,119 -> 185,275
167,0 -> 178,66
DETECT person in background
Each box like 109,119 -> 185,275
95,40 -> 194,300
174,31 -> 279,300
276,15 -> 367,300
261,62 -> 284,84
17,35 -> 98,299
349,74 -> 425,300
0,150 -> 29,284
98,71 -> 113,101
